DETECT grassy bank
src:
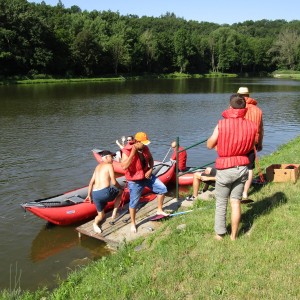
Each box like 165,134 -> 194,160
272,70 -> 300,79
2,136 -> 300,299
0,72 -> 237,85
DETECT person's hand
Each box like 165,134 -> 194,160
257,145 -> 263,152
84,196 -> 92,203
130,145 -> 137,156
145,168 -> 152,179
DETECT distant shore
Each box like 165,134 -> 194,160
0,72 -> 237,85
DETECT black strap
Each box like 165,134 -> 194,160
137,151 -> 147,169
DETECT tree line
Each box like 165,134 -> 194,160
1,0 -> 300,78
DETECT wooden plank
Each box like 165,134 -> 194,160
76,196 -> 181,248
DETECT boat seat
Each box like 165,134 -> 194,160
66,195 -> 85,204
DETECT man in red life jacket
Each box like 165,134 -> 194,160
237,87 -> 264,201
171,141 -> 187,172
121,132 -> 169,233
207,94 -> 257,240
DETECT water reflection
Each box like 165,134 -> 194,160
30,224 -> 110,263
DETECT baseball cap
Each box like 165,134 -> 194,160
134,132 -> 151,145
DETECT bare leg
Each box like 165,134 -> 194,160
193,173 -> 201,197
230,199 -> 241,240
243,169 -> 253,199
129,207 -> 137,233
111,193 -> 121,220
93,210 -> 105,233
157,194 -> 169,216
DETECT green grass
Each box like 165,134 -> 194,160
0,77 -> 125,85
272,70 -> 300,79
1,136 -> 300,300
0,72 -> 239,85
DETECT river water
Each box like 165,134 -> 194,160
0,77 -> 299,291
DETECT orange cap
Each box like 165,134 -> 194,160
134,132 -> 151,145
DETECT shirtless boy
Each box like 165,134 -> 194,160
85,150 -> 123,233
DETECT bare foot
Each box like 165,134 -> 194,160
93,223 -> 102,233
215,234 -> 225,241
230,235 -> 237,241
157,211 -> 169,217
131,224 -> 137,233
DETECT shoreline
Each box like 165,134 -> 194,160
2,135 -> 299,299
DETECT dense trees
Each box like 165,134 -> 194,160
1,0 -> 300,77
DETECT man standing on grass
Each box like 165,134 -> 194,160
207,94 -> 257,240
237,87 -> 264,201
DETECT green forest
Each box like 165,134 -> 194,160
1,0 -> 300,79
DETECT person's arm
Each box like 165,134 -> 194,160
257,119 -> 264,151
108,164 -> 123,190
170,150 -> 176,160
121,146 -> 137,170
85,170 -> 96,202
116,140 -> 124,149
207,125 -> 219,149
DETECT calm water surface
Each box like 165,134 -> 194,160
0,77 -> 299,291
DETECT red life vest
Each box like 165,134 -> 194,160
216,108 -> 257,170
171,146 -> 187,171
122,144 -> 151,180
244,97 -> 263,145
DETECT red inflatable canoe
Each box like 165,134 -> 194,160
21,161 -> 175,226
92,149 -> 203,186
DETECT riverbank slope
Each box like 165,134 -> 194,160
2,136 -> 300,299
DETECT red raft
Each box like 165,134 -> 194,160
21,161 -> 175,226
92,149 -> 203,186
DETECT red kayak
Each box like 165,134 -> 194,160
92,149 -> 202,186
21,161 -> 175,226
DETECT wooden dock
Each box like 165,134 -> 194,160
76,189 -> 215,249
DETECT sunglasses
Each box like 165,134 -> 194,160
127,139 -> 132,142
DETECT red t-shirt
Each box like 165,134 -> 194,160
171,146 -> 187,171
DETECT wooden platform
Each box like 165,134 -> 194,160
76,196 -> 182,248
76,186 -> 215,249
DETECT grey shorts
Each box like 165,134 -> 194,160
215,166 -> 248,200
214,166 -> 249,235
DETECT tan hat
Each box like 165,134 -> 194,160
237,87 -> 249,94
135,132 -> 150,145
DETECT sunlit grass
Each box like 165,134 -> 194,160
273,70 -> 300,79
1,136 -> 299,299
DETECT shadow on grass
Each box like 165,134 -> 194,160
239,191 -> 288,236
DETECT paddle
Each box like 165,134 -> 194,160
162,147 -> 172,163
150,210 -> 193,221
109,208 -> 129,225
122,201 -> 148,223
150,205 -> 214,221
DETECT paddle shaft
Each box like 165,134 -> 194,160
109,208 -> 129,225
162,147 -> 172,163
123,201 -> 148,223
